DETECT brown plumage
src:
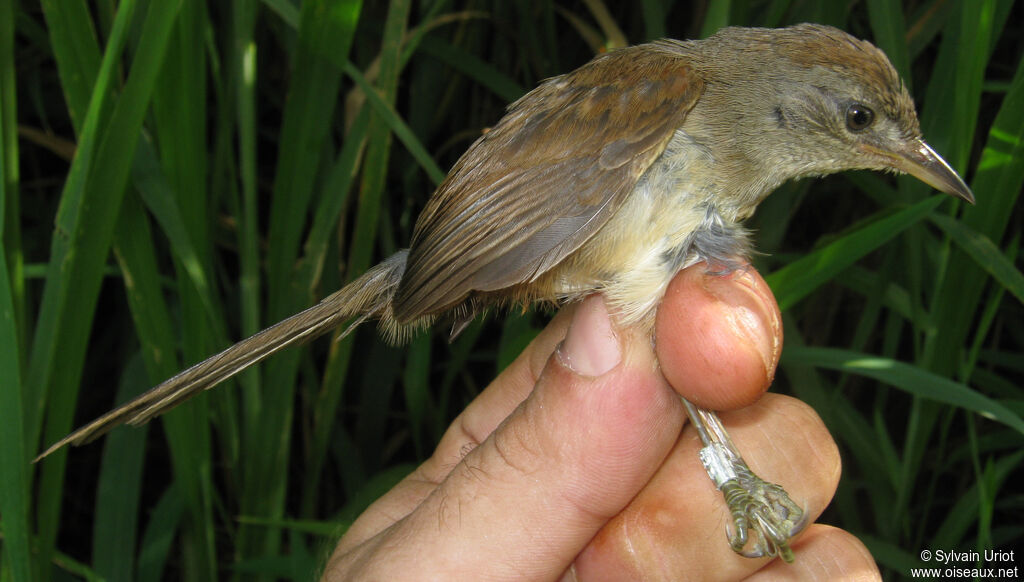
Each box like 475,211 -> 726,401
395,42 -> 702,322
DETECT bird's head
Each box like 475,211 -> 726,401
689,23 -> 974,206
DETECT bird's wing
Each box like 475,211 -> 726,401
393,41 -> 703,321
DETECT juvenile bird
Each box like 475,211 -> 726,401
38,23 -> 973,561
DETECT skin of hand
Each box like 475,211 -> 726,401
320,265 -> 881,581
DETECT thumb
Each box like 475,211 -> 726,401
344,295 -> 685,579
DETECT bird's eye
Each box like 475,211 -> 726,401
846,104 -> 875,131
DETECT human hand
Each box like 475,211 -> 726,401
321,265 -> 880,580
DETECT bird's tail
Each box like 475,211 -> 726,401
35,250 -> 410,462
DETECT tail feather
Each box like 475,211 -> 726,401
35,251 -> 409,462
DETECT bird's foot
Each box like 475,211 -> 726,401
699,442 -> 806,563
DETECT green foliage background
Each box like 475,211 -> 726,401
2,0 -> 1022,580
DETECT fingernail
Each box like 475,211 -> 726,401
702,270 -> 781,380
558,295 -> 621,376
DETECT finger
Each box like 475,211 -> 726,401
573,394 -> 841,581
331,303 -> 582,552
749,525 -> 880,581
656,264 -> 782,410
324,295 -> 686,579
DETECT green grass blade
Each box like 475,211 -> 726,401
838,266 -> 927,331
929,213 -> 1024,306
302,107 -> 371,290
925,36 -> 1024,373
417,36 -> 526,103
236,516 -> 346,537
345,0 -> 409,280
132,140 -> 222,329
401,334 -> 434,457
48,550 -> 104,582
233,0 -> 261,423
640,0 -> 666,40
497,313 -> 541,372
136,486 -> 184,581
300,108 -> 370,510
0,253 -> 29,582
906,1 -> 954,59
931,449 -> 1024,548
0,0 -> 23,344
782,346 -> 1024,435
344,62 -> 445,185
112,185 -> 213,582
949,0 -> 995,171
261,0 -> 299,29
0,0 -> 29,579
37,0 -> 102,132
239,0 -> 363,571
299,109 -> 370,508
265,0 -> 360,315
136,1 -> 221,578
91,356 -> 149,582
699,0 -> 731,37
31,1 -> 182,576
858,534 -> 923,574
767,195 -> 943,310
29,0 -> 134,452
866,0 -> 910,80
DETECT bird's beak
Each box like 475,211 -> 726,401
866,140 -> 975,204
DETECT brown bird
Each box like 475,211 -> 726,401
37,23 -> 973,561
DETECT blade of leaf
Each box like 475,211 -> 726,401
31,1 -> 182,574
782,346 -> 1024,435
0,0 -> 29,579
929,213 -> 1024,306
344,62 -> 446,186
0,252 -> 29,582
767,195 -> 943,310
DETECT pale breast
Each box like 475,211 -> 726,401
528,129 -> 752,327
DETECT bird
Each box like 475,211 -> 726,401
37,23 -> 974,561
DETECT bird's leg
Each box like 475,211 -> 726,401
680,397 -> 806,563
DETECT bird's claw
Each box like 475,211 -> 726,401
721,473 -> 806,562
699,442 -> 805,563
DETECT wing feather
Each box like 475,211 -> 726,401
394,41 -> 703,321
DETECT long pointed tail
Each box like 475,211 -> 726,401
35,251 -> 409,461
